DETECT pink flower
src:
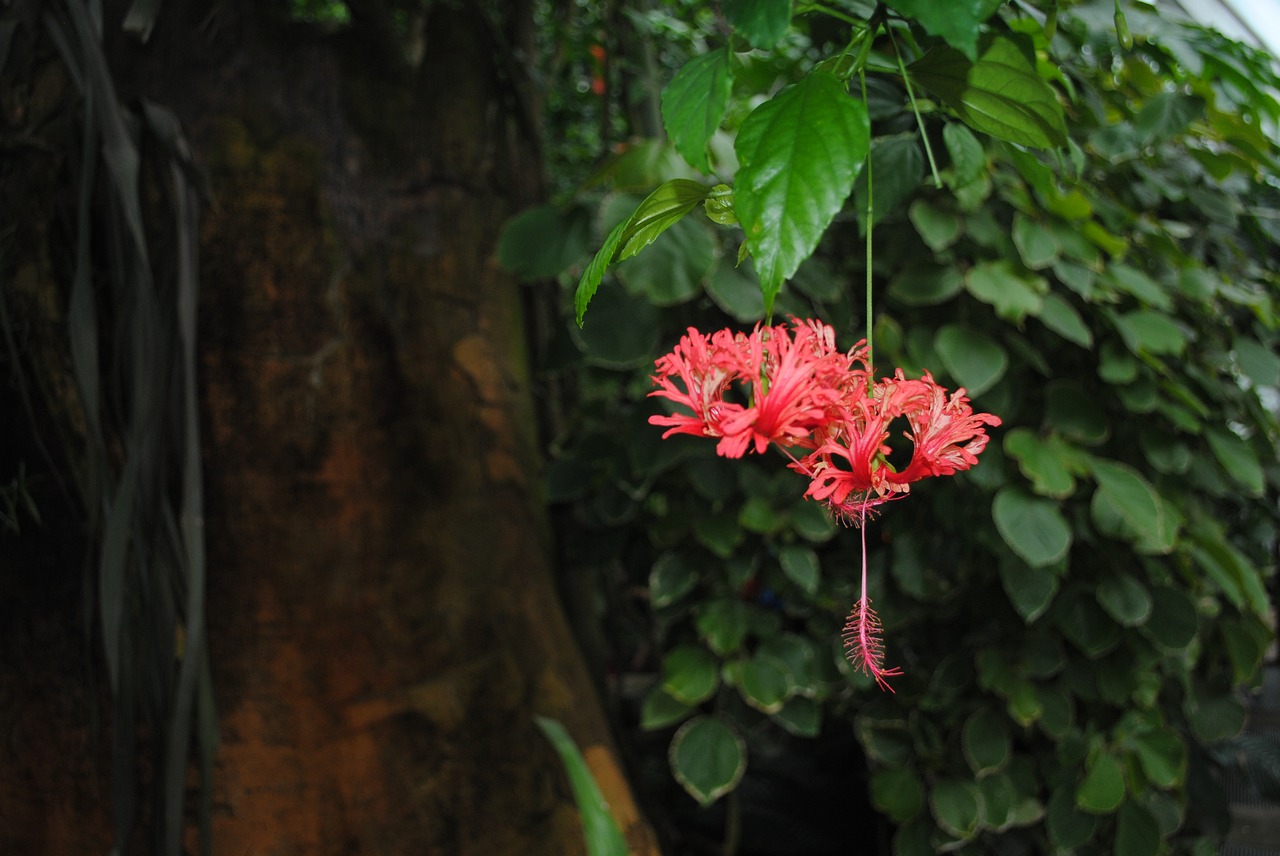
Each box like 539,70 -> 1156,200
648,327 -> 744,441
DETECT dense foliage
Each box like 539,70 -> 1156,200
503,1 -> 1280,853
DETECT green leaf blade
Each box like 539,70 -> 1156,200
662,50 -> 734,174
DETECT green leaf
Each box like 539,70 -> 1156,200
662,50 -> 734,174
735,71 -> 870,312
930,779 -> 985,839
575,219 -> 629,326
908,200 -> 963,251
1096,573 -> 1153,627
640,686 -> 694,730
669,716 -> 746,805
570,285 -> 660,369
855,135 -> 924,232
616,179 -> 712,261
650,552 -> 699,609
1104,264 -> 1173,311
1003,429 -> 1076,499
997,553 -> 1059,623
772,696 -> 820,737
535,717 -> 629,856
778,544 -> 820,595
1055,585 -> 1121,658
887,263 -> 965,306
965,260 -> 1047,321
883,0 -> 1002,59
934,325 -> 1008,397
1130,730 -> 1185,789
1046,380 -> 1108,445
909,36 -> 1067,149
992,487 -> 1072,568
1077,750 -> 1125,814
724,0 -> 793,49
662,644 -> 720,704
1134,92 -> 1205,143
1234,336 -> 1280,387
1012,213 -> 1060,270
871,767 -> 926,823
738,654 -> 791,713
1114,801 -> 1161,856
1142,586 -> 1199,652
1088,458 -> 1175,554
963,709 -> 1012,776
1205,427 -> 1265,497
696,598 -> 750,655
1112,309 -> 1186,356
944,122 -> 986,186
498,204 -> 591,279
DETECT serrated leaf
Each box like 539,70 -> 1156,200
992,487 -> 1072,568
617,179 -> 712,261
909,36 -> 1067,149
724,0 -> 793,48
662,50 -> 734,173
670,717 -> 746,805
575,219 -> 629,326
935,324 -> 1008,397
735,71 -> 869,312
884,0 -> 1003,59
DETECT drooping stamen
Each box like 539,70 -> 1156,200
841,509 -> 903,692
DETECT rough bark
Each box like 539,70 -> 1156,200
0,1 -> 658,853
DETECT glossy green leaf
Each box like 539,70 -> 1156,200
887,263 -> 965,306
662,644 -> 719,704
930,779 -> 985,839
724,0 -> 792,48
535,717 -> 629,856
1077,750 -> 1125,814
662,50 -> 734,173
1088,458 -> 1175,554
616,179 -> 711,261
640,685 -> 695,730
908,200 -> 963,251
1114,801 -> 1161,856
871,767 -> 925,823
909,36 -> 1068,148
1205,427 -> 1265,496
738,654 -> 791,713
650,552 -> 699,608
1097,573 -> 1153,627
1131,730 -> 1185,789
575,219 -> 629,326
735,71 -> 869,312
963,709 -> 1012,776
884,0 -> 1002,59
669,716 -> 746,805
965,260 -> 1047,321
778,544 -> 820,595
1038,293 -> 1093,347
934,325 -> 1008,397
992,487 -> 1072,568
1113,309 -> 1186,356
1134,92 -> 1205,143
1104,264 -> 1173,311
997,553 -> 1059,623
1004,429 -> 1076,498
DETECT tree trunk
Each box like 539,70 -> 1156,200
0,1 -> 658,853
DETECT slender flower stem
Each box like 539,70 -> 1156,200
892,29 -> 942,189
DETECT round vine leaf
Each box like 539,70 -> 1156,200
1076,750 -> 1125,814
772,695 -> 820,737
962,708 -> 1012,776
1131,728 -> 1185,789
996,552 -> 1058,623
662,644 -> 719,705
1046,787 -> 1098,850
696,597 -> 749,656
737,654 -> 791,714
887,262 -> 965,307
930,778 -> 985,840
669,716 -> 746,806
640,685 -> 694,731
1141,586 -> 1199,652
992,487 -> 1072,568
978,773 -> 1018,830
649,552 -> 698,609
1096,572 -> 1153,627
909,199 -> 963,251
778,544 -> 820,595
871,767 -> 925,823
1115,801 -> 1161,856
935,324 -> 1008,397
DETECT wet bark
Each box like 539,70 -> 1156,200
0,1 -> 658,853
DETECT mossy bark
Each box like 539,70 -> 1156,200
0,1 -> 658,853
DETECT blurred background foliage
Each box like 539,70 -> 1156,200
501,1 -> 1280,854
